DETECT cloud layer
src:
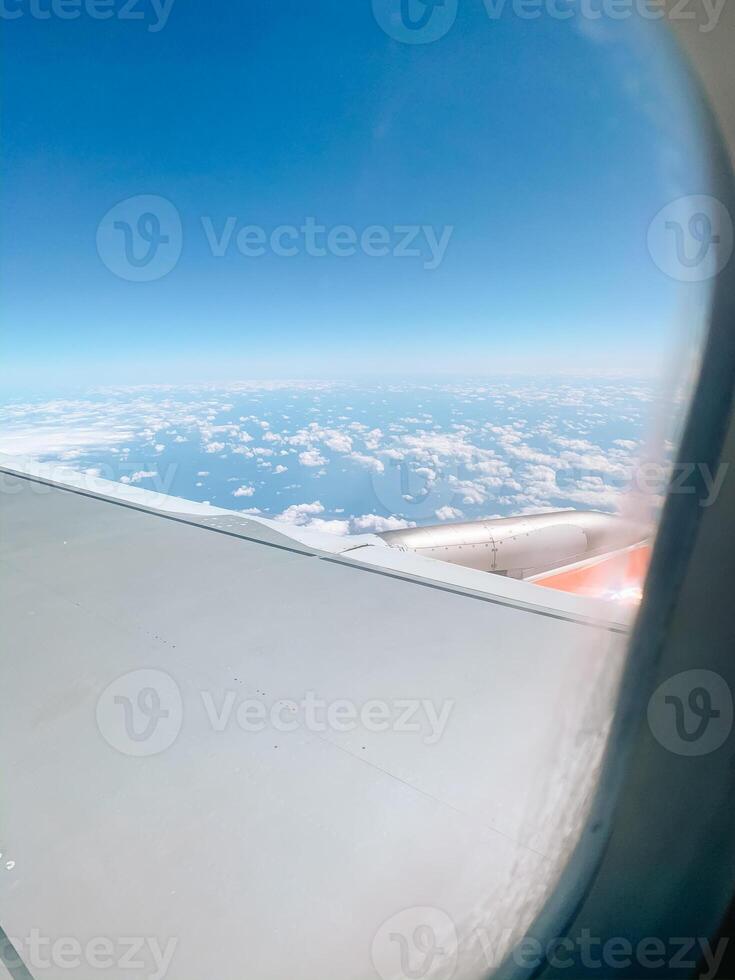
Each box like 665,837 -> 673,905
0,379 -> 665,534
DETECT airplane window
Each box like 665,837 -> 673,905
0,4 -> 728,980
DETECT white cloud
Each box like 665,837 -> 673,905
274,505 -> 413,537
233,485 -> 255,498
323,431 -> 353,453
0,424 -> 134,458
277,501 -> 325,525
120,470 -> 158,485
307,519 -> 351,535
299,449 -> 327,468
348,452 -> 384,474
435,506 -> 464,521
350,514 -> 413,534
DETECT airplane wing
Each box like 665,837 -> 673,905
0,457 -> 633,980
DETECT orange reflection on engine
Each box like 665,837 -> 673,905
531,543 -> 651,604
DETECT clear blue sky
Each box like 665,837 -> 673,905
1,0 -> 708,391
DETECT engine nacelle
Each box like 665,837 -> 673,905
377,510 -> 649,578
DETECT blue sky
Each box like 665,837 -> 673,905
1,0 -> 709,391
